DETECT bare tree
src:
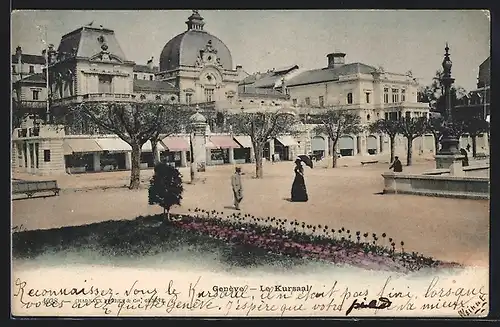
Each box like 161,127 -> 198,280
70,101 -> 185,189
312,109 -> 362,168
397,117 -> 427,166
460,117 -> 489,157
369,119 -> 400,163
227,110 -> 298,178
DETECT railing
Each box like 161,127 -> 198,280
12,100 -> 47,109
52,93 -> 135,105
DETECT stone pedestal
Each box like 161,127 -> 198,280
435,153 -> 465,176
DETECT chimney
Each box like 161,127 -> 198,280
327,52 -> 346,69
236,64 -> 243,71
147,56 -> 154,70
15,46 -> 22,61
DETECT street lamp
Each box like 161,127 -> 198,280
437,43 -> 460,155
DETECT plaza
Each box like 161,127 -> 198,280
12,154 -> 489,267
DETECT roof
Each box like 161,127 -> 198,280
13,73 -> 46,85
287,63 -> 377,87
159,29 -> 233,72
133,79 -> 177,93
57,25 -> 130,62
240,65 -> 299,88
133,64 -> 159,73
11,54 -> 45,65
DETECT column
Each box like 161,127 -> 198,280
483,132 -> 489,154
269,139 -> 275,160
324,136 -> 329,158
250,146 -> 255,163
228,147 -> 235,164
180,151 -> 187,167
353,136 -> 358,156
360,134 -> 367,155
93,152 -> 101,172
376,135 -> 381,154
206,148 -> 211,166
20,144 -> 25,168
125,152 -> 131,170
26,142 -> 32,173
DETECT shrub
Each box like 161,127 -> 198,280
148,163 -> 184,220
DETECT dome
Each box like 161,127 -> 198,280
190,112 -> 207,123
159,11 -> 233,72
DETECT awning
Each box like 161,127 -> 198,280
95,138 -> 131,152
63,139 -> 103,154
160,136 -> 190,152
276,135 -> 298,147
208,135 -> 240,149
206,139 -> 217,149
142,141 -> 165,152
234,135 -> 253,148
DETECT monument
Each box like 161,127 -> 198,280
189,107 -> 207,182
433,43 -> 465,175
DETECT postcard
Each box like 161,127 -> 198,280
11,9 -> 490,318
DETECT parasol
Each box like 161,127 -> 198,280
297,155 -> 313,169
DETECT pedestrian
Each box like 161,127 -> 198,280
466,143 -> 471,152
231,166 -> 243,210
389,156 -> 403,172
460,148 -> 469,167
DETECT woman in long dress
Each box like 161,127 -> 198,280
291,159 -> 308,202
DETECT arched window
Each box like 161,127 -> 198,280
347,93 -> 353,104
367,114 -> 371,121
140,94 -> 146,100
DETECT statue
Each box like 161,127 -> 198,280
192,10 -> 199,15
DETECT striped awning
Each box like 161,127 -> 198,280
208,135 -> 240,149
276,135 -> 298,147
234,135 -> 253,148
95,138 -> 131,152
63,139 -> 102,154
142,141 -> 165,152
160,136 -> 190,152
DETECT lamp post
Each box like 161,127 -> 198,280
437,43 -> 460,155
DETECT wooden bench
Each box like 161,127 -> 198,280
12,180 -> 60,198
361,160 -> 379,166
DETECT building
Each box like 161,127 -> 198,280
286,52 -> 432,157
12,10 -> 440,176
11,46 -> 46,83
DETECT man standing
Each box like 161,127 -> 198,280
231,167 -> 243,210
389,156 -> 403,172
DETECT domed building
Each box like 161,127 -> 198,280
156,10 -> 243,106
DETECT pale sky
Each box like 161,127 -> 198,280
11,10 -> 490,91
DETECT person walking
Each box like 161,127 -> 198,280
389,156 -> 403,172
231,167 -> 243,210
291,159 -> 309,202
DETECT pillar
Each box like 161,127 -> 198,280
483,132 -> 489,154
206,148 -> 211,166
125,152 -> 131,170
353,136 -> 359,156
324,136 -> 329,158
93,152 -> 101,172
360,134 -> 367,155
376,135 -> 381,154
26,142 -> 32,173
228,147 -> 235,164
269,139 -> 275,160
180,151 -> 187,167
250,146 -> 255,163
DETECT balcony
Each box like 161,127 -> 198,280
12,100 -> 47,109
52,93 -> 135,106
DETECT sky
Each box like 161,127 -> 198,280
11,10 -> 490,92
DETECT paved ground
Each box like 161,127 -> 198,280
12,154 -> 489,267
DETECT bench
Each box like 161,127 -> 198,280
12,180 -> 60,198
361,160 -> 379,166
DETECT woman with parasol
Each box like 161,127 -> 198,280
291,156 -> 312,202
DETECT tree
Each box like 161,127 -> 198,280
148,163 -> 183,221
397,117 -> 427,166
227,110 -> 298,178
70,101 -> 182,189
312,109 -> 362,168
460,117 -> 489,157
426,115 -> 444,154
369,119 -> 400,163
418,69 -> 467,113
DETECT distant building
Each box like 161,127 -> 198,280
11,46 -> 46,82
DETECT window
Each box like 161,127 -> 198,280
186,93 -> 192,105
405,111 -> 411,119
149,75 -> 153,81
392,88 -> 399,103
12,65 -> 16,73
384,112 -> 389,120
98,75 -> 113,93
140,94 -> 146,100
305,97 -> 311,106
204,88 -> 214,102
366,114 -> 371,121
292,99 -> 297,106
32,90 -> 39,100
347,92 -> 353,104
365,92 -> 371,104
155,95 -> 161,100
227,95 -> 234,104
43,149 -> 51,162
401,89 -> 406,102
319,96 -> 324,107
383,88 -> 389,104
29,65 -> 34,73
134,74 -> 138,80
